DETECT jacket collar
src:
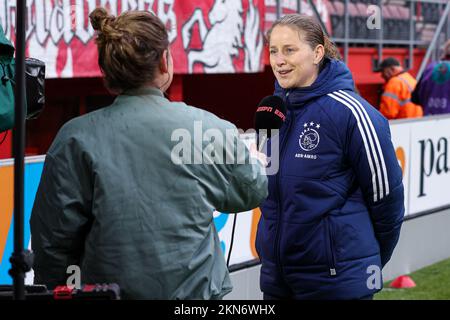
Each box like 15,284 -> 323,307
275,58 -> 355,110
122,86 -> 164,97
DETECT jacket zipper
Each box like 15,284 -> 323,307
274,91 -> 294,275
325,217 -> 337,277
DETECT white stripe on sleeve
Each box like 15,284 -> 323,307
338,90 -> 390,197
328,93 -> 379,202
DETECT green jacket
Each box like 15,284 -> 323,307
0,25 -> 15,132
30,87 -> 268,299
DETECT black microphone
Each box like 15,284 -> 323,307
228,96 -> 287,269
254,95 -> 287,151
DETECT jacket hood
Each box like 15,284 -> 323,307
0,25 -> 14,59
274,58 -> 355,108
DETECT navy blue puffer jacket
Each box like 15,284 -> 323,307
256,59 -> 404,299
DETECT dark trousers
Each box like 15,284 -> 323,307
359,294 -> 374,300
263,293 -> 289,300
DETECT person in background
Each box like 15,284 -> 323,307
377,57 -> 423,119
256,14 -> 404,300
411,40 -> 450,115
30,8 -> 268,300
0,25 -> 15,133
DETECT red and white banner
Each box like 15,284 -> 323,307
0,0 -> 265,77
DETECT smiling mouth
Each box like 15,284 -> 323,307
277,70 -> 293,76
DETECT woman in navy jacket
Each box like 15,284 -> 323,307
256,14 -> 405,300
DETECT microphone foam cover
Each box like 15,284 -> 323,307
254,95 -> 287,137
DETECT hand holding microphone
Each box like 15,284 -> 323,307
249,142 -> 268,167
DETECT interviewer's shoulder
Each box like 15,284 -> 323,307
172,101 -> 238,131
47,107 -> 109,156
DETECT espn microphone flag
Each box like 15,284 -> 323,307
254,95 -> 287,150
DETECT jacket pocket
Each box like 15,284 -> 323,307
324,217 -> 337,277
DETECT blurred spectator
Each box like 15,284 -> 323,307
377,57 -> 423,119
412,40 -> 450,115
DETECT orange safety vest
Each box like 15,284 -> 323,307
379,72 -> 423,119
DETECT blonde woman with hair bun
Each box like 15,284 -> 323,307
30,7 -> 268,300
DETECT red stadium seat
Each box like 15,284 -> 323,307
382,5 -> 399,40
349,2 -> 369,39
397,5 -> 412,40
357,2 -> 377,40
333,1 -> 345,15
329,1 -> 345,38
347,2 -> 360,17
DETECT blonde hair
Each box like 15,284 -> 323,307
89,8 -> 169,94
266,14 -> 341,64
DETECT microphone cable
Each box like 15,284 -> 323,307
227,213 -> 238,268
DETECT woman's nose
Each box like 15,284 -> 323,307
274,54 -> 286,66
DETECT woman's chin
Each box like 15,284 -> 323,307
277,79 -> 293,89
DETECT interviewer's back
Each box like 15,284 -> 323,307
30,8 -> 267,299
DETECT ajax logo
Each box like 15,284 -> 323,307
299,122 -> 321,152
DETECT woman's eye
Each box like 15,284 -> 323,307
270,50 -> 277,55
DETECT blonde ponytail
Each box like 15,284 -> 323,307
324,36 -> 341,60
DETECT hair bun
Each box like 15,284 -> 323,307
89,7 -> 112,32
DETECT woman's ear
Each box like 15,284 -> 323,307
159,49 -> 169,73
314,45 -> 325,65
